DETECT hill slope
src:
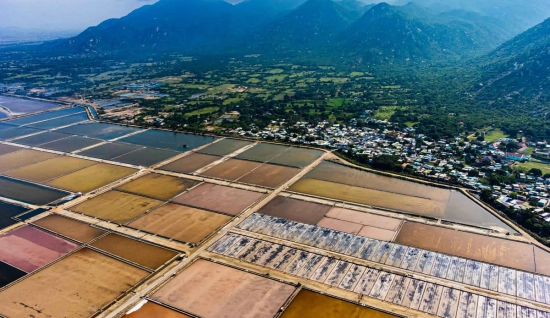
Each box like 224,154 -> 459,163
334,3 -> 505,65
473,18 -> 550,106
247,0 -> 362,52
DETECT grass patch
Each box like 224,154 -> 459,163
328,98 -> 345,107
484,129 -> 508,142
405,121 -> 419,127
320,77 -> 349,83
246,78 -> 261,84
265,75 -> 287,82
350,72 -> 364,77
374,106 -> 404,120
223,97 -> 243,105
184,106 -> 219,118
514,161 -> 550,175
267,68 -> 284,74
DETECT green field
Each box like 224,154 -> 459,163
514,161 -> 550,175
374,106 -> 404,120
184,106 -> 219,118
484,129 -> 508,142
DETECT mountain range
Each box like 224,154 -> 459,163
44,0 -> 528,65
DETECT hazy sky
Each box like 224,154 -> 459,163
0,0 -> 158,31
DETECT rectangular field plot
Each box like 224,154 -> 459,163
198,138 -> 252,156
70,190 -> 163,224
26,112 -> 89,130
117,173 -> 198,200
33,214 -> 106,243
0,149 -> 58,173
0,248 -> 149,318
238,163 -> 300,188
126,301 -> 191,318
3,107 -> 85,126
257,196 -> 331,225
128,203 -> 231,244
269,147 -> 324,168
0,261 -> 26,288
57,122 -> 144,140
0,143 -> 21,156
5,156 -> 96,183
77,142 -> 142,160
11,131 -> 71,146
39,135 -> 102,152
160,153 -> 221,174
0,176 -> 70,205
281,289 -> 397,318
151,259 -> 295,318
326,207 -> 402,231
0,226 -> 78,272
119,129 -> 216,152
0,201 -> 29,230
0,126 -> 42,140
534,247 -> 550,276
90,233 -> 177,270
199,158 -> 262,180
306,161 -> 449,201
113,147 -> 179,167
395,222 -> 536,273
290,178 -> 447,217
172,183 -> 264,216
236,142 -> 290,162
46,163 -> 137,193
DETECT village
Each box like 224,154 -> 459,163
221,115 -> 550,222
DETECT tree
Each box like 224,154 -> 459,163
371,155 -> 399,171
529,168 -> 543,177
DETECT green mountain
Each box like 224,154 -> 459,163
334,3 -> 506,65
472,18 -> 550,106
246,0 -> 363,52
393,0 -> 550,34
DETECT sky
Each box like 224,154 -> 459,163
0,0 -> 158,31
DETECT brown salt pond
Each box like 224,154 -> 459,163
47,163 -> 137,193
200,158 -> 262,181
126,301 -> 191,318
317,217 -> 363,234
160,153 -> 221,174
117,173 -> 198,200
269,147 -> 324,168
33,214 -> 106,243
326,207 -> 402,231
395,222 -> 536,272
172,183 -> 264,216
236,142 -> 290,162
306,161 -> 450,201
0,248 -> 149,318
357,226 -> 396,241
258,196 -> 332,225
91,233 -> 177,270
0,143 -> 21,156
290,178 -> 447,217
129,203 -> 231,244
0,149 -> 58,173
198,138 -> 252,156
238,163 -> 300,188
281,289 -> 397,318
5,156 -> 96,183
70,190 -> 163,224
534,246 -> 550,276
0,226 -> 79,272
151,259 -> 295,318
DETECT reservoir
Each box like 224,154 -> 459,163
0,95 -> 60,119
